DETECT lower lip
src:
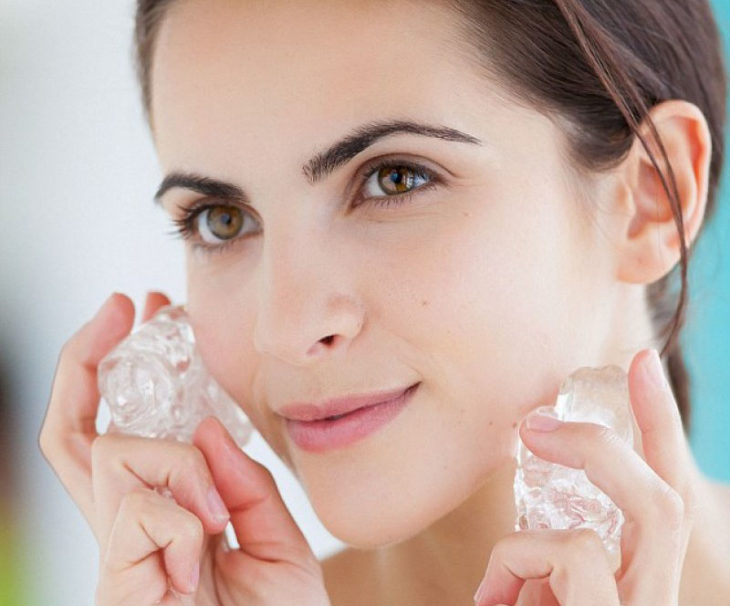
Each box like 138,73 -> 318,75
285,383 -> 420,453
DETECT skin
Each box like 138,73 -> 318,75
38,0 -> 730,604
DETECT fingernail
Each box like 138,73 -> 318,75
188,561 -> 199,593
207,486 -> 229,522
525,411 -> 563,432
645,348 -> 668,391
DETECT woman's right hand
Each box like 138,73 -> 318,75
39,292 -> 331,605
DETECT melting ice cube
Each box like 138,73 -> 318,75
513,365 -> 634,557
97,304 -> 254,448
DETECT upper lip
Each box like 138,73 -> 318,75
278,383 -> 418,422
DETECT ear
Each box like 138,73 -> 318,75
614,100 -> 712,284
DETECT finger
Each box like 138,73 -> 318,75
38,292 -> 136,526
141,291 -> 172,324
192,417 -> 318,571
519,396 -> 688,602
621,348 -> 696,600
473,529 -> 619,606
97,488 -> 203,603
628,349 -> 696,506
91,433 -> 230,551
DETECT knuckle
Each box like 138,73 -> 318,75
37,429 -> 55,461
90,434 -> 113,468
38,401 -> 64,462
179,509 -> 205,544
90,434 -> 133,474
489,535 -> 513,562
58,332 -> 82,364
120,488 -> 152,516
128,489 -> 151,509
57,337 -> 73,361
38,432 -> 68,471
657,483 -> 685,529
248,457 -> 276,487
177,446 -> 211,482
594,424 -> 622,448
571,528 -> 604,555
550,564 -> 571,596
258,463 -> 276,485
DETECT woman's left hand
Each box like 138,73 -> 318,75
473,348 -> 699,606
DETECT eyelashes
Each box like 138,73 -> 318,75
355,158 -> 438,209
165,157 -> 442,256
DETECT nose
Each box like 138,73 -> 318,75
252,222 -> 365,366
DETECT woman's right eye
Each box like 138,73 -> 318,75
195,205 -> 251,243
167,202 -> 259,255
172,204 -> 258,250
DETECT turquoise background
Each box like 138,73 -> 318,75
685,1 -> 730,481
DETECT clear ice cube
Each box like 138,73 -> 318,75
96,303 -> 252,601
513,365 -> 634,556
97,303 -> 254,448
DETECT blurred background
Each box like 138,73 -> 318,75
1,1 -> 728,604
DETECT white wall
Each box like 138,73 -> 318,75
0,2 -> 344,604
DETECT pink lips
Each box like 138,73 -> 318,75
284,382 -> 420,453
279,384 -> 418,422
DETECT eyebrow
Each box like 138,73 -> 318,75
153,118 -> 483,205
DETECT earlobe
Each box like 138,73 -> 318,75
615,100 -> 711,285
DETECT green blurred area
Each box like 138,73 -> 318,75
0,510 -> 30,606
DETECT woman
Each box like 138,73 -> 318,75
39,0 -> 730,604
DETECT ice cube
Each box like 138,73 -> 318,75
97,304 -> 254,448
513,365 -> 634,557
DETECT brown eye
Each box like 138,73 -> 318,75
376,166 -> 418,194
357,161 -> 435,208
203,206 -> 244,241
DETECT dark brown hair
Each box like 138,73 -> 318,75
133,0 -> 727,436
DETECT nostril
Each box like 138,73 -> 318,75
320,335 -> 335,345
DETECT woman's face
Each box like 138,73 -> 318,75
152,0 -> 621,547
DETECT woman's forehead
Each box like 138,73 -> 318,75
153,0 -> 461,96
149,0 -> 548,180
153,3 -> 474,124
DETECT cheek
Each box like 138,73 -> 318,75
299,207 -> 577,546
186,280 -> 298,472
369,201 -> 571,381
185,281 -> 260,417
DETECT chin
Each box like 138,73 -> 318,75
306,477 -> 466,550
317,506 -> 424,550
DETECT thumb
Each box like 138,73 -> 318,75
192,416 -> 316,566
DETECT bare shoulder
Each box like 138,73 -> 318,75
320,547 -> 382,606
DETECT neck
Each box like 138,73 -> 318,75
376,456 -> 518,605
375,450 -> 729,605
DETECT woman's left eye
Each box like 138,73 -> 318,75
355,159 -> 439,209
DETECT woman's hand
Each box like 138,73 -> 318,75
473,348 -> 699,606
39,292 -> 331,605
